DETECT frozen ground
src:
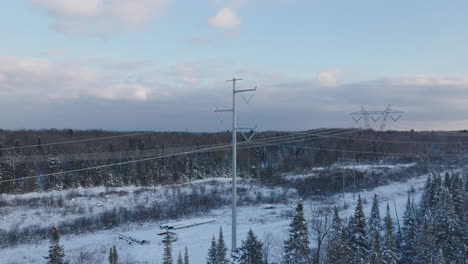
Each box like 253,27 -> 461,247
282,162 -> 417,181
0,174 -> 429,264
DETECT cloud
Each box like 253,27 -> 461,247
1,56 -> 467,130
28,0 -> 170,35
209,7 -> 241,32
0,56 -> 156,101
316,68 -> 344,87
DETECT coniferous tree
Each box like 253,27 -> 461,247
401,195 -> 416,263
207,236 -> 218,264
283,200 -> 311,264
217,227 -> 229,264
414,214 -> 438,264
184,246 -> 190,264
44,225 -> 68,264
108,245 -> 118,264
163,232 -> 174,264
368,194 -> 382,236
381,205 -> 397,264
337,226 -> 353,264
350,195 -> 370,264
177,252 -> 183,264
369,231 -> 382,264
327,207 -> 343,263
233,229 -> 264,264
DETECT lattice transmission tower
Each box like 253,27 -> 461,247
350,105 -> 403,130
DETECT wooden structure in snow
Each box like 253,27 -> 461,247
160,218 -> 215,230
118,233 -> 150,245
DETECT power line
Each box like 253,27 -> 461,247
0,131 -> 161,151
1,128 -> 464,185
0,128 -> 352,163
0,129 -> 357,184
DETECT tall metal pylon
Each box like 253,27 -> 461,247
350,105 -> 403,130
215,78 -> 257,252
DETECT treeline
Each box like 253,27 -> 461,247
0,128 -> 464,194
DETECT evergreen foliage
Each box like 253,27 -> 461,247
217,227 -> 229,264
350,195 -> 370,263
233,229 -> 264,264
207,236 -> 218,264
401,195 -> 416,263
184,246 -> 190,264
44,225 -> 68,264
283,200 -> 312,264
381,205 -> 397,264
163,232 -> 174,264
177,252 -> 183,264
108,245 -> 118,264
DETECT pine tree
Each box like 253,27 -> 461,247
401,195 -> 416,263
233,229 -> 264,264
283,200 -> 312,264
207,236 -> 218,264
184,246 -> 190,264
381,205 -> 397,264
108,245 -> 118,264
44,225 -> 68,264
350,195 -> 370,264
177,252 -> 183,264
163,232 -> 173,264
217,227 -> 229,264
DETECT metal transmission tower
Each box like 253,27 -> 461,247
215,78 -> 257,252
350,105 -> 403,130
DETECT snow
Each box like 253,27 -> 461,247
0,173 -> 430,264
282,162 -> 417,181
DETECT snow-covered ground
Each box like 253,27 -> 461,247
0,174 -> 429,264
282,162 -> 416,181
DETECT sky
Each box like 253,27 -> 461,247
1,0 -> 467,132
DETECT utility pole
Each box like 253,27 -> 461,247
215,78 -> 256,252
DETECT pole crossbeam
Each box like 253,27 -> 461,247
215,78 -> 257,252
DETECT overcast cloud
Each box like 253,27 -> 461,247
0,55 -> 467,131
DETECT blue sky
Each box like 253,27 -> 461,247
1,0 -> 467,131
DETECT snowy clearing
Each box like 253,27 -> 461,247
1,174 -> 429,264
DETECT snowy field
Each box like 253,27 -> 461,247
282,162 -> 417,181
0,173 -> 429,264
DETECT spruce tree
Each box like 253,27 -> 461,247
163,232 -> 173,264
414,214 -> 438,264
233,229 -> 264,264
108,245 -> 118,264
184,246 -> 190,264
44,225 -> 68,264
369,231 -> 382,264
401,195 -> 416,263
177,252 -> 183,264
283,200 -> 311,264
336,226 -> 352,264
327,206 -> 345,264
368,194 -> 382,236
381,205 -> 397,264
207,236 -> 218,264
350,195 -> 370,264
217,227 -> 229,264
